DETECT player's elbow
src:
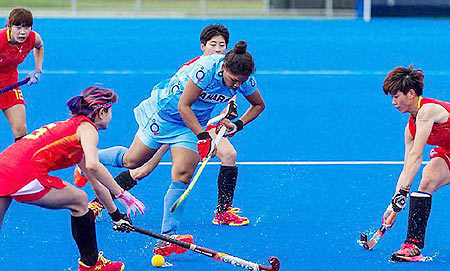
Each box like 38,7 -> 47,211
259,101 -> 265,112
84,162 -> 102,175
178,103 -> 190,117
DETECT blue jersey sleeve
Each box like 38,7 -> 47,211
239,75 -> 257,96
188,57 -> 215,90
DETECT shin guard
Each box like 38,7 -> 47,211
71,210 -> 98,266
405,191 -> 432,249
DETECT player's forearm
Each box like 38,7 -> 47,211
179,103 -> 204,135
86,162 -> 123,196
91,180 -> 117,213
397,153 -> 422,192
239,103 -> 264,126
33,47 -> 44,71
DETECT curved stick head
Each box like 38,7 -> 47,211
268,256 -> 280,271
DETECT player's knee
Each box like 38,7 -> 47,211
72,189 -> 88,212
122,157 -> 142,169
172,170 -> 193,183
219,147 -> 237,164
418,178 -> 437,194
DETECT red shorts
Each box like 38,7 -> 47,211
0,88 -> 25,110
9,175 -> 66,203
429,146 -> 450,170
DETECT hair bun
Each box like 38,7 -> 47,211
233,41 -> 247,54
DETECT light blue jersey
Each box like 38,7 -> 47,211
134,54 -> 257,151
136,54 -> 257,127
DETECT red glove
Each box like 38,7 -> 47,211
215,119 -> 244,137
197,131 -> 214,161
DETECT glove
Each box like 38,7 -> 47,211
382,203 -> 397,230
116,190 -> 146,216
26,68 -> 42,85
392,188 -> 409,212
382,188 -> 409,230
215,119 -> 243,137
197,131 -> 214,161
110,208 -> 133,233
224,100 -> 238,120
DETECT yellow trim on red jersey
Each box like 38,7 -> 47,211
417,96 -> 422,109
6,29 -> 11,42
31,133 -> 79,159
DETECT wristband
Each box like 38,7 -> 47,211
233,120 -> 244,132
108,208 -> 121,221
197,131 -> 211,140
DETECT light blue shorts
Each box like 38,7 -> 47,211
134,100 -> 200,152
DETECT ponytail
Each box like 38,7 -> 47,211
223,40 -> 255,77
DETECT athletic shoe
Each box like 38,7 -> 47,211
88,199 -> 104,219
391,243 -> 425,262
78,251 -> 124,271
152,234 -> 194,257
213,207 -> 249,226
74,166 -> 88,188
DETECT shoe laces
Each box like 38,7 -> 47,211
399,243 -> 418,253
227,207 -> 242,214
88,201 -> 103,215
97,251 -> 111,265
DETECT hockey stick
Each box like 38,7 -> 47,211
207,113 -> 226,126
0,78 -> 30,94
359,211 -> 397,250
169,125 -> 227,212
121,224 -> 280,271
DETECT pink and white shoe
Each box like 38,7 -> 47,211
391,243 -> 425,262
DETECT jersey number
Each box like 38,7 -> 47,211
24,123 -> 57,140
13,89 -> 24,100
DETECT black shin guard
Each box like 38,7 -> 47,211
405,191 -> 432,249
217,165 -> 238,213
71,210 -> 98,266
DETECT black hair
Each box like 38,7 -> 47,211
223,41 -> 255,77
200,24 -> 229,46
7,8 -> 33,27
383,65 -> 424,96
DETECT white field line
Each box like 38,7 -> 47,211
156,161 -> 424,166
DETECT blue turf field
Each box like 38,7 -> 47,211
1,18 -> 450,271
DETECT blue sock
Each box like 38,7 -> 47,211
98,146 -> 127,168
161,181 -> 189,235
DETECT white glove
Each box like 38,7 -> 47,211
116,190 -> 146,216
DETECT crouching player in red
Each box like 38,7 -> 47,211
381,65 -> 450,262
0,86 -> 145,270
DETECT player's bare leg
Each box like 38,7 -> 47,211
122,135 -> 158,169
28,182 -> 124,270
3,104 -> 27,141
0,196 -> 12,230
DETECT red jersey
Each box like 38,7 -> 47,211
180,56 -> 201,69
0,28 -> 36,88
408,97 -> 450,150
0,116 -> 96,195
